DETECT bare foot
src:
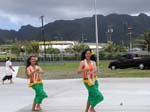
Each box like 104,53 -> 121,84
90,107 -> 96,112
85,109 -> 89,112
32,102 -> 36,111
32,109 -> 36,111
32,107 -> 36,111
85,102 -> 90,112
34,107 -> 41,111
35,104 -> 42,111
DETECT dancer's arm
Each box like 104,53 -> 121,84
92,62 -> 98,84
37,66 -> 44,74
8,61 -> 15,72
9,65 -> 15,72
27,67 -> 39,77
78,61 -> 85,74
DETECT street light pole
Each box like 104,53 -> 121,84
109,28 -> 113,42
40,16 -> 46,61
61,37 -> 64,62
128,27 -> 133,52
81,33 -> 87,43
81,33 -> 84,43
107,25 -> 113,42
94,0 -> 100,72
129,32 -> 132,51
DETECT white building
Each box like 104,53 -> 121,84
39,41 -> 106,52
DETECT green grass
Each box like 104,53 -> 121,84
0,53 -> 17,58
40,61 -> 79,71
17,61 -> 80,79
99,60 -> 150,77
17,60 -> 150,79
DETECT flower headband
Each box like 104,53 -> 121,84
91,50 -> 95,55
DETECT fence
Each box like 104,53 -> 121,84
0,51 -> 150,66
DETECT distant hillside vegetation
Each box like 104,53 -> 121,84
0,13 -> 150,45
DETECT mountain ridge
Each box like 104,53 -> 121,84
0,13 -> 150,44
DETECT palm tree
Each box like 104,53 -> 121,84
134,39 -> 146,50
65,41 -> 89,59
72,41 -> 89,55
143,30 -> 150,52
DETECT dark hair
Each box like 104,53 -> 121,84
81,49 -> 97,63
6,57 -> 10,61
26,55 -> 38,68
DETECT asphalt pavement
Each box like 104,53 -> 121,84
0,67 -> 150,112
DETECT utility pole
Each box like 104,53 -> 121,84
40,16 -> 46,61
94,0 -> 100,72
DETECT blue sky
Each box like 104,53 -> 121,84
0,0 -> 150,31
0,16 -> 20,30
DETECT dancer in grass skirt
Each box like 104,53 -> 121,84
26,56 -> 48,111
78,49 -> 104,112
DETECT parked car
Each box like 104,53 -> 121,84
108,53 -> 150,70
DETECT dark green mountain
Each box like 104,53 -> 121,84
0,13 -> 150,44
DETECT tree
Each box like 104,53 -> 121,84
134,39 -> 146,50
25,41 -> 39,54
104,41 -> 114,52
104,41 -> 127,52
11,41 -> 23,55
64,41 -> 89,59
46,48 -> 60,54
11,41 -> 40,56
65,47 -> 74,54
142,30 -> 150,52
72,41 -> 89,55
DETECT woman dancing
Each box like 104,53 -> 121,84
78,49 -> 104,112
26,56 -> 48,111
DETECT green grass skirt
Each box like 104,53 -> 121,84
32,83 -> 48,104
84,80 -> 104,107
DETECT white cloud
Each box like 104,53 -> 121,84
0,10 -> 41,28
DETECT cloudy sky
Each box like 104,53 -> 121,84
0,0 -> 149,30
